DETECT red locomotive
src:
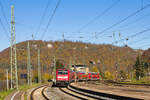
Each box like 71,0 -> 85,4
55,68 -> 70,86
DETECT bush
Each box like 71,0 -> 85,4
104,71 -> 114,80
119,70 -> 127,81
42,73 -> 53,82
92,66 -> 99,72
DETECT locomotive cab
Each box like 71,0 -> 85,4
56,69 -> 70,86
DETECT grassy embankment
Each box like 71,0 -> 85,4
0,89 -> 14,100
0,83 -> 42,100
121,76 -> 150,84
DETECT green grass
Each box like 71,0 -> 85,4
19,83 -> 41,100
19,83 -> 40,91
0,83 -> 42,100
0,89 -> 14,100
121,76 -> 150,84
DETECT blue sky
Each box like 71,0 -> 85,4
0,0 -> 150,51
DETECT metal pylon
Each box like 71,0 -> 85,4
27,41 -> 32,85
10,5 -> 18,89
38,49 -> 41,83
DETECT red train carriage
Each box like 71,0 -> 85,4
92,72 -> 100,80
55,69 -> 70,86
70,71 -> 75,81
70,71 -> 87,81
88,72 -> 100,80
77,71 -> 87,81
70,71 -> 100,81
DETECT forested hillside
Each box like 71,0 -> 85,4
0,40 -> 141,80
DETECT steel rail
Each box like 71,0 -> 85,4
30,85 -> 49,100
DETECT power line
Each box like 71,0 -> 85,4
77,0 -> 120,32
0,0 -> 10,39
35,0 -> 52,38
40,0 -> 61,40
15,22 -> 34,30
141,0 -> 144,9
96,3 -> 150,37
137,43 -> 150,49
0,0 -> 9,29
112,27 -> 150,45
0,17 -> 10,39
118,22 -> 150,34
128,35 -> 150,45
118,13 -> 150,30
81,12 -> 150,41
97,12 -> 150,40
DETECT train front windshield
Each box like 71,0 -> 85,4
58,71 -> 68,75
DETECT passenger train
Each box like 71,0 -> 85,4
53,68 -> 100,86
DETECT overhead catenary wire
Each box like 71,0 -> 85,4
118,13 -> 150,30
136,43 -> 150,49
112,27 -> 150,45
0,0 -> 10,39
33,0 -> 61,71
0,17 -> 10,39
128,35 -> 150,45
40,0 -> 61,40
96,3 -> 150,37
0,0 -> 9,29
15,22 -> 34,30
81,12 -> 150,42
76,5 -> 150,43
35,0 -> 52,38
77,0 -> 120,32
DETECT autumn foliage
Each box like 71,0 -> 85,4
0,40 -> 139,80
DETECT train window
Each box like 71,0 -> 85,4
58,71 -> 68,75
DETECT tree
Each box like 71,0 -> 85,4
92,66 -> 99,72
104,71 -> 114,80
134,55 -> 144,80
56,60 -> 64,69
144,62 -> 149,72
119,70 -> 127,81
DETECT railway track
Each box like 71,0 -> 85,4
30,85 -> 50,100
59,84 -> 142,100
29,82 -> 144,100
109,81 -> 150,87
59,86 -> 102,100
87,80 -> 150,87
